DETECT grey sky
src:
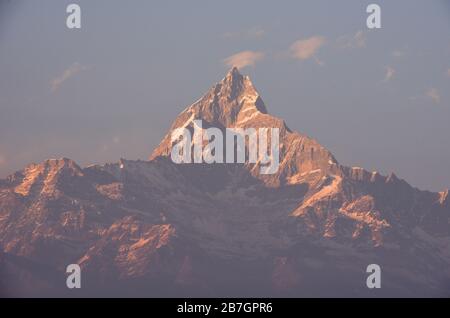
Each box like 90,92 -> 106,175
0,0 -> 449,191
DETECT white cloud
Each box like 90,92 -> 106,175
223,50 -> 264,69
383,66 -> 395,82
290,36 -> 326,65
337,30 -> 366,49
223,27 -> 265,39
426,88 -> 441,104
51,62 -> 88,92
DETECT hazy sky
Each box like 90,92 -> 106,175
1,0 -> 449,191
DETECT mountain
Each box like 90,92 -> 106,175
151,67 -> 338,187
0,68 -> 449,297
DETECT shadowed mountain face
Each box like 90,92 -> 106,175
1,68 -> 449,297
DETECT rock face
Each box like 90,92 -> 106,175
1,68 -> 449,297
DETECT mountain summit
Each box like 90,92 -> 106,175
0,69 -> 449,297
151,68 -> 338,186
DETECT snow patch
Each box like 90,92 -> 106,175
237,111 -> 260,124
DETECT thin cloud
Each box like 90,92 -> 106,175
383,66 -> 395,82
51,62 -> 88,92
223,50 -> 264,69
426,88 -> 441,104
337,30 -> 366,49
0,154 -> 6,166
447,68 -> 450,77
100,136 -> 121,153
392,50 -> 405,58
223,27 -> 265,39
290,36 -> 326,65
